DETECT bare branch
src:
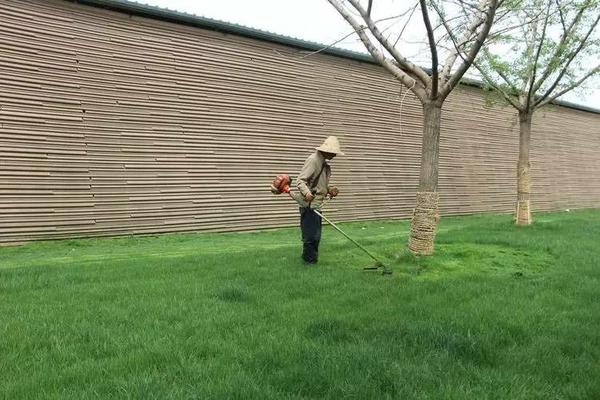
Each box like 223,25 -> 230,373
442,0 -> 499,99
555,0 -> 567,33
435,7 -> 522,110
486,10 -> 549,43
525,0 -> 552,111
517,12 -> 531,49
326,0 -> 428,102
533,3 -> 589,93
420,0 -> 439,97
367,0 -> 373,17
491,7 -> 512,26
393,2 -> 421,47
519,12 -> 540,95
456,0 -> 485,13
433,14 -> 467,32
300,29 -> 365,59
300,12 -> 423,59
380,13 -> 407,36
477,65 -> 522,109
489,2 -> 557,42
433,1 -> 520,108
345,0 -> 431,86
537,65 -> 600,108
534,12 -> 600,107
480,48 -> 520,92
432,0 -> 487,85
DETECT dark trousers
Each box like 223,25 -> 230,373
300,207 -> 322,263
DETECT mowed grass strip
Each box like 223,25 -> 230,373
1,210 -> 599,399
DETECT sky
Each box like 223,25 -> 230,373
135,0 -> 599,109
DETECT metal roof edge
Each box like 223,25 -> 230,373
72,0 -> 599,115
459,77 -> 600,114
72,0 -> 376,63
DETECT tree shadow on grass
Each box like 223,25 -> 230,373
305,318 -> 358,343
215,283 -> 252,303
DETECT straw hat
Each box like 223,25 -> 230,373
315,136 -> 344,155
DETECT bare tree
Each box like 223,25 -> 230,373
326,0 -> 501,255
470,0 -> 600,225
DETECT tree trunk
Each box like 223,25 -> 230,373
408,102 -> 442,256
515,111 -> 533,225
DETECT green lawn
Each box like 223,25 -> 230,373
1,210 -> 599,399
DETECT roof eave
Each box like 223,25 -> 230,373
72,0 -> 599,115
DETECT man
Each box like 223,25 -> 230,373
296,136 -> 344,264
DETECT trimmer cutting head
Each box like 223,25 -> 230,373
363,261 -> 393,275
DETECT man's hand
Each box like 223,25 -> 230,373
328,187 -> 339,198
305,192 -> 315,203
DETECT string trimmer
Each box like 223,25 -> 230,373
270,174 -> 392,275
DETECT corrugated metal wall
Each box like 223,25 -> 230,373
1,0 -> 599,244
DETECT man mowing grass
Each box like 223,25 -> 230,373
296,136 -> 343,264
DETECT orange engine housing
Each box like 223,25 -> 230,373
270,174 -> 291,194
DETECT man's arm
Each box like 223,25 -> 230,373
296,155 -> 316,198
325,167 -> 338,198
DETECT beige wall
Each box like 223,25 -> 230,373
1,0 -> 599,244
